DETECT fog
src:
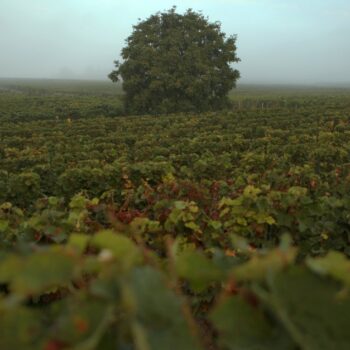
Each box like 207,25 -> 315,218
1,0 -> 349,85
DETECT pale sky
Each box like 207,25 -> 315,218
0,0 -> 349,84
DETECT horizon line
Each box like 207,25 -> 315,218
0,76 -> 350,89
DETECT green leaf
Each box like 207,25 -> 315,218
236,217 -> 247,226
68,233 -> 90,254
12,249 -> 77,295
265,267 -> 350,350
0,255 -> 22,283
130,217 -> 161,234
174,201 -> 187,210
306,251 -> 350,286
92,230 -> 141,268
69,194 -> 88,210
287,186 -> 307,197
175,251 -> 223,292
230,234 -> 251,254
184,221 -> 201,232
231,246 -> 297,282
243,185 -> 261,199
0,249 -> 77,296
208,220 -> 222,230
255,213 -> 276,225
53,298 -> 114,348
130,267 -> 201,350
211,296 -> 294,350
0,202 -> 12,210
0,219 -> 9,232
0,307 -> 42,350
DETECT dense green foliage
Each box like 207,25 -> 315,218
1,80 -> 350,349
109,8 -> 240,114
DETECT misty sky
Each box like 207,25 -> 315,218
0,0 -> 349,84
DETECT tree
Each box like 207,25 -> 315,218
109,7 -> 240,115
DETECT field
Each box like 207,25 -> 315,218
1,78 -> 350,349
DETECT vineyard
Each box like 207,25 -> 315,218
1,79 -> 350,349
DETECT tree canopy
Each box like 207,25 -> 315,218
109,7 -> 240,114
